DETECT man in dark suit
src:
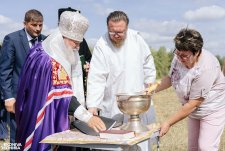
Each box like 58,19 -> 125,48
0,44 -> 9,141
0,96 -> 8,141
0,9 -> 46,143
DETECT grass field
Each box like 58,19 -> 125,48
1,88 -> 225,150
152,88 -> 225,151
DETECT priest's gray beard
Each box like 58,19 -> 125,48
64,46 -> 79,65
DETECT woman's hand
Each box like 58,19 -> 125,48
144,81 -> 161,94
159,121 -> 170,137
159,99 -> 203,137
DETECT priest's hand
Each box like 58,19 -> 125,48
88,107 -> 98,115
5,98 -> 16,113
87,116 -> 106,132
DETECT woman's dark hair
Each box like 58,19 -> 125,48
174,28 -> 203,55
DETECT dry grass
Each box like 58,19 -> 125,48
1,88 -> 225,151
152,88 -> 225,151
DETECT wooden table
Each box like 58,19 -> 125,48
41,123 -> 160,150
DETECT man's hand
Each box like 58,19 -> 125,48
5,98 -> 16,113
87,116 -> 106,132
88,107 -> 98,115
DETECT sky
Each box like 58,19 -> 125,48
1,0 -> 225,56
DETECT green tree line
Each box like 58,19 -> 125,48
150,46 -> 225,79
0,43 -> 224,80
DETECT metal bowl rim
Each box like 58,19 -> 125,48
116,92 -> 152,97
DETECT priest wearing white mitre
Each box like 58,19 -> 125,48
15,11 -> 106,151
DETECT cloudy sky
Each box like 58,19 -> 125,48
1,0 -> 225,56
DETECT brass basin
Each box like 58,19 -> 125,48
116,93 -> 152,133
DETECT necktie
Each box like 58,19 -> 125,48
30,38 -> 37,47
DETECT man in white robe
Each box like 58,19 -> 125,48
86,11 -> 157,151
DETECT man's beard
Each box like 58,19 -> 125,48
110,37 -> 125,48
64,46 -> 79,65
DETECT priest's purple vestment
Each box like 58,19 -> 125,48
15,43 -> 73,151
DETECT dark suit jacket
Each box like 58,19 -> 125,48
0,29 -> 46,100
78,38 -> 92,95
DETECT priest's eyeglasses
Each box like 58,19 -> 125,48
108,31 -> 126,37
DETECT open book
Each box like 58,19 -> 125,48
99,129 -> 135,139
72,116 -> 116,136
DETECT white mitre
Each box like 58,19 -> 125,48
59,11 -> 89,42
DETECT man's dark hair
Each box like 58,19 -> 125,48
107,11 -> 129,26
24,9 -> 43,22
